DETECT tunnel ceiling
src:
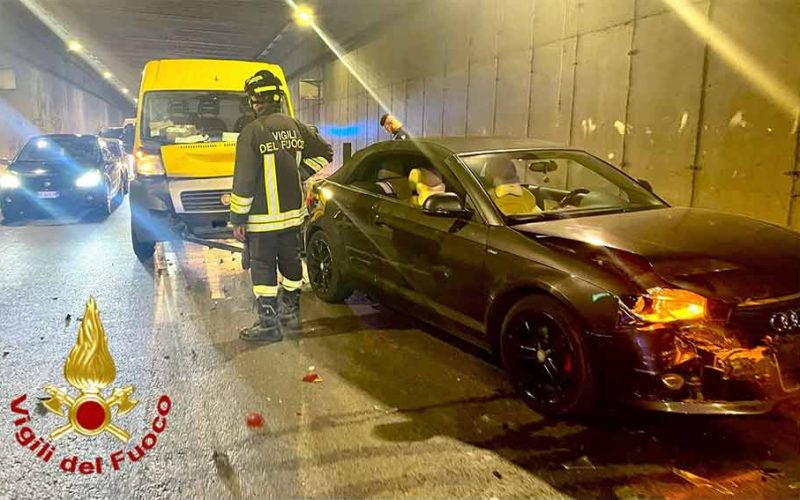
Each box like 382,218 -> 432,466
28,0 -> 410,93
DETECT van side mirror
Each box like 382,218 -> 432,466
638,178 -> 653,192
422,192 -> 471,218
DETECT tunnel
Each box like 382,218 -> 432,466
2,1 -> 800,498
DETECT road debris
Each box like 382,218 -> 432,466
2,351 -> 9,357
561,455 -> 596,471
212,450 -> 234,480
64,314 -> 72,328
672,468 -> 734,495
303,372 -> 323,383
35,400 -> 48,416
492,470 -> 503,480
789,482 -> 800,490
245,412 -> 264,428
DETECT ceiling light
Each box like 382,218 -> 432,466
67,40 -> 83,52
122,88 -> 129,94
103,71 -> 112,79
293,5 -> 315,27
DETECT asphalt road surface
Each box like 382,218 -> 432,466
3,200 -> 800,500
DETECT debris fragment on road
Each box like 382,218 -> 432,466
246,412 -> 264,428
492,470 -> 503,480
303,372 -> 322,383
64,314 -> 72,328
212,450 -> 234,480
672,468 -> 734,495
561,455 -> 596,471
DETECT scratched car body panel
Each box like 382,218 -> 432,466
306,137 -> 800,416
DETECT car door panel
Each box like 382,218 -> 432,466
327,184 -> 383,285
373,199 -> 488,331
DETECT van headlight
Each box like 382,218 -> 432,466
0,172 -> 21,189
135,152 -> 165,176
75,170 -> 103,188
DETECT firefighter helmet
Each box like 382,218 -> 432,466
245,70 -> 283,104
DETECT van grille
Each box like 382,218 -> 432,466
180,190 -> 229,212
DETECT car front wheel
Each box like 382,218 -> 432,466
307,230 -> 353,303
500,295 -> 596,416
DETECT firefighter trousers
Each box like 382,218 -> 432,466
248,227 -> 303,298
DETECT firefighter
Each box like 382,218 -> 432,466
230,69 -> 333,343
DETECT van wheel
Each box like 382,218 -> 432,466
131,219 -> 156,262
307,230 -> 352,303
500,295 -> 596,416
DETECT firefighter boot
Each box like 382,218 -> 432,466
278,288 -> 301,332
239,297 -> 282,343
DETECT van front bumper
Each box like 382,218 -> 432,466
130,176 -> 232,241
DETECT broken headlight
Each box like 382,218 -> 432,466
624,288 -> 707,324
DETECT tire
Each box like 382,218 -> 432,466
306,230 -> 353,303
122,172 -> 129,195
500,295 -> 596,416
95,182 -> 113,218
131,218 -> 156,262
1,207 -> 21,223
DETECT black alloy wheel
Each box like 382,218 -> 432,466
501,295 -> 596,416
307,230 -> 352,303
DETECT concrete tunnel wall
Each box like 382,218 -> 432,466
0,1 -> 131,160
281,0 -> 800,230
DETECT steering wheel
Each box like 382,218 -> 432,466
558,188 -> 590,208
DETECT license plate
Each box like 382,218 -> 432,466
37,191 -> 59,199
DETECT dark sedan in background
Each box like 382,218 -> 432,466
0,134 -> 127,221
305,137 -> 800,416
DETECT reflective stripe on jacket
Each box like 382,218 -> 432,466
230,111 -> 333,232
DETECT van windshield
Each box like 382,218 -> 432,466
140,91 -> 253,145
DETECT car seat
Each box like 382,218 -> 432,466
168,101 -> 192,124
196,100 -> 227,134
408,168 -> 446,207
483,157 -> 540,216
375,158 -> 413,200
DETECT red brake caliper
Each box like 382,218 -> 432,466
563,353 -> 573,375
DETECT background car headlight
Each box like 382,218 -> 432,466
75,170 -> 103,188
135,152 -> 165,176
630,288 -> 707,323
0,173 -> 21,189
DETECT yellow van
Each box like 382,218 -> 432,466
129,59 -> 294,260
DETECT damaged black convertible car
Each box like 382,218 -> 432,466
305,137 -> 800,416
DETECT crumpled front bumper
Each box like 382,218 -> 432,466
591,321 -> 800,415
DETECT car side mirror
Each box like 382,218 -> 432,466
422,192 -> 471,218
638,178 -> 653,192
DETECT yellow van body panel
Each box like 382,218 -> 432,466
133,59 -> 294,178
160,142 -> 238,178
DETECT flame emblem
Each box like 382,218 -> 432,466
42,297 -> 138,442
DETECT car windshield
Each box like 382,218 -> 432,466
16,136 -> 100,164
140,91 -> 256,145
460,150 -> 667,222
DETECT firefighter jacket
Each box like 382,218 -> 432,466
230,111 -> 333,232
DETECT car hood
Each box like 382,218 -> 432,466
9,160 -> 90,177
513,207 -> 800,302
